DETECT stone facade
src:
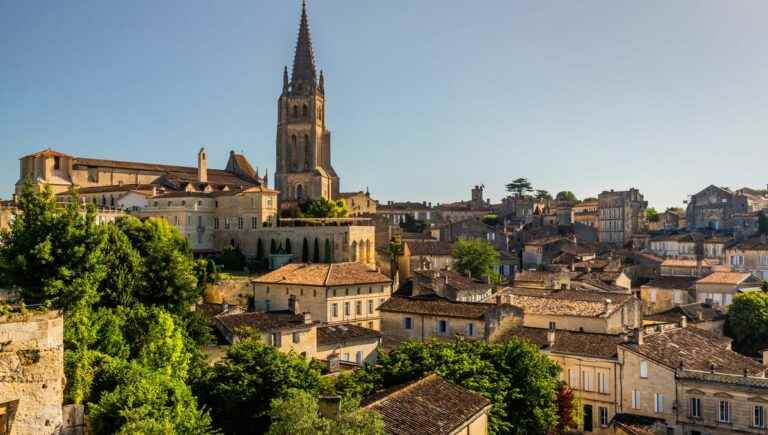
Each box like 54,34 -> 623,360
274,3 -> 339,207
598,189 -> 647,245
726,236 -> 768,281
686,185 -> 768,232
337,191 -> 376,216
0,310 -> 64,435
574,200 -> 600,229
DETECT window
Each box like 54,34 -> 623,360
569,369 -> 578,388
252,216 -> 258,229
404,317 -> 413,330
583,371 -> 593,392
53,156 -> 61,170
265,299 -> 271,311
761,256 -> 768,266
342,352 -> 350,361
597,372 -> 609,394
731,255 -> 744,266
355,351 -> 363,365
466,323 -> 474,337
270,333 -> 280,347
654,393 -> 664,413
690,397 -> 701,418
238,217 -> 244,230
632,390 -> 640,409
355,301 -> 362,316
640,360 -> 649,378
719,400 -> 730,423
599,407 -> 608,427
368,321 -> 373,329
224,218 -> 231,230
649,289 -> 657,303
344,302 -> 350,316
438,320 -> 447,335
755,405 -> 765,428
673,290 -> 684,304
214,217 -> 219,230
331,303 -> 338,318
292,332 -> 301,344
368,299 -> 373,314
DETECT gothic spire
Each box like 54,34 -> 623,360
291,0 -> 317,86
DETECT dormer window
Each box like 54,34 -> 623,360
53,156 -> 61,170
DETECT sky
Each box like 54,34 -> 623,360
1,0 -> 767,209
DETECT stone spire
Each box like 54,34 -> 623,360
283,66 -> 289,92
318,69 -> 325,94
291,0 -> 317,86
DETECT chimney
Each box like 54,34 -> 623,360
547,323 -> 556,347
197,147 -> 208,183
302,312 -> 312,324
633,328 -> 643,346
288,295 -> 298,314
680,315 -> 687,328
318,396 -> 342,419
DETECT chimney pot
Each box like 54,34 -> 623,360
680,315 -> 687,328
303,312 -> 312,324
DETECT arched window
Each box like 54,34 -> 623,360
304,135 -> 311,167
292,105 -> 298,117
302,104 -> 308,117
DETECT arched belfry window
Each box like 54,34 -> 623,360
293,105 -> 298,117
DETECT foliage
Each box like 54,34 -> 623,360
301,198 -> 349,218
88,359 -> 214,435
535,190 -> 552,201
763,281 -> 768,292
98,224 -> 143,308
482,214 -> 500,226
554,191 -> 577,202
0,181 -> 106,311
452,239 -> 500,279
340,338 -> 563,435
581,197 -> 598,203
217,245 -> 247,272
267,389 -> 384,435
759,212 -> 768,235
645,208 -> 659,222
505,178 -> 533,198
726,292 -> 768,354
398,214 -> 427,233
551,383 -> 576,434
116,216 -> 200,312
195,338 -> 324,434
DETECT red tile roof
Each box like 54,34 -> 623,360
252,263 -> 391,287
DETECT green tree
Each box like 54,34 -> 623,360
301,198 -> 349,218
341,338 -> 563,435
116,216 -> 199,312
505,178 -> 533,198
0,181 -> 106,311
196,338 -> 323,434
535,190 -> 552,200
759,212 -> 768,235
726,292 -> 768,353
88,360 -> 214,435
452,239 -> 500,279
267,389 -> 383,435
482,214 -> 500,226
217,245 -> 246,271
646,208 -> 660,222
555,191 -> 577,202
98,224 -> 143,308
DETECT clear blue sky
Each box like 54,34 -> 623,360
2,0 -> 767,209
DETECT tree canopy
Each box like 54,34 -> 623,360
267,389 -> 383,435
726,292 -> 768,354
300,198 -> 349,218
452,239 -> 499,279
334,338 -> 565,435
645,208 -> 660,222
555,191 -> 577,202
759,212 -> 768,235
505,178 -> 533,198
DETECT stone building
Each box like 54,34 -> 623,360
640,277 -> 697,314
686,185 -> 768,232
250,262 -> 392,331
336,191 -> 376,216
694,271 -> 763,308
597,189 -> 647,245
274,2 -> 339,208
0,310 -> 64,435
363,374 -> 492,435
397,239 -> 454,281
574,199 -> 600,229
726,235 -> 768,281
0,203 -> 15,233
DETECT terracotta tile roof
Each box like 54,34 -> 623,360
214,311 -> 315,333
363,374 -> 491,435
514,270 -> 564,284
406,240 -> 453,256
499,288 -> 634,318
645,303 -> 726,324
73,184 -> 157,194
252,263 -> 391,287
496,326 -> 624,359
622,327 -> 764,375
729,236 -> 768,251
696,271 -> 754,285
317,324 -> 381,346
611,413 -> 667,435
413,270 -> 490,294
21,148 -> 72,159
378,295 -> 499,319
641,277 -> 696,290
661,258 -> 713,268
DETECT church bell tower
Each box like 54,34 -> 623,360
275,1 -> 339,208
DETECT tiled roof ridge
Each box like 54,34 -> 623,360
364,373 -> 441,409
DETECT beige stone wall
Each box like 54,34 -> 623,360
728,247 -> 768,280
523,313 -> 609,334
454,409 -> 489,435
0,207 -> 15,233
549,353 -> 618,434
0,311 -> 64,435
380,311 -> 486,344
677,378 -> 768,433
252,282 -> 392,331
618,348 -> 677,423
640,285 -> 686,314
316,338 -> 379,365
269,326 -> 317,358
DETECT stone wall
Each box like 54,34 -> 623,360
0,310 -> 64,435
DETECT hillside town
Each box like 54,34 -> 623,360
3,2 -> 768,435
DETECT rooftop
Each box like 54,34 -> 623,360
696,271 -> 756,285
214,311 -> 314,333
406,240 -> 453,256
253,263 -> 391,287
378,295 -> 500,319
496,326 -> 625,359
641,276 -> 697,290
622,326 -> 764,376
317,324 -> 381,346
498,288 -> 634,318
363,374 -> 491,435
644,303 -> 726,324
